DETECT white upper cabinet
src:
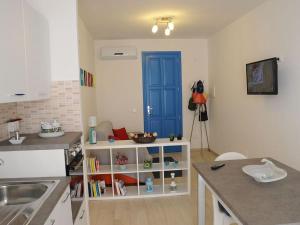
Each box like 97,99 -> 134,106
0,0 -> 28,102
0,0 -> 51,103
23,0 -> 51,101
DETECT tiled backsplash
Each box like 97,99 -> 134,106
0,80 -> 82,141
0,103 -> 18,141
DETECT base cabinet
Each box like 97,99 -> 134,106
74,200 -> 88,225
44,186 -> 73,225
0,149 -> 66,178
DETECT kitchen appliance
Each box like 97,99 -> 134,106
65,143 -> 83,176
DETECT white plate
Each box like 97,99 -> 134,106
242,159 -> 287,183
38,131 -> 64,138
9,136 -> 26,145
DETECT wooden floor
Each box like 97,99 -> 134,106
89,149 -> 217,225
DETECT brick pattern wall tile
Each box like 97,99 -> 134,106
18,80 -> 82,134
0,80 -> 82,141
0,103 -> 17,140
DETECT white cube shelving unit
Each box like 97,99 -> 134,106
83,138 -> 190,200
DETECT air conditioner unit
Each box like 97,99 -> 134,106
99,46 -> 137,60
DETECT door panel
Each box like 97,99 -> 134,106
148,58 -> 161,86
163,58 -> 177,86
164,88 -> 177,117
149,88 -> 162,117
143,52 -> 182,153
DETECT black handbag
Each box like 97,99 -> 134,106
199,104 -> 208,121
188,97 -> 197,111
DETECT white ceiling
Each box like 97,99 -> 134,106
78,0 -> 269,40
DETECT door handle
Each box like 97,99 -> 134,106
79,209 -> 86,219
62,192 -> 70,203
147,105 -> 152,115
0,158 -> 4,166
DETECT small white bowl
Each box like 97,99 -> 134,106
9,136 -> 26,145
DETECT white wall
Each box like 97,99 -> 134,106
78,18 -> 97,138
208,0 -> 300,169
27,0 -> 79,81
95,39 -> 208,148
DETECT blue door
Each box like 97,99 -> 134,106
142,52 -> 182,153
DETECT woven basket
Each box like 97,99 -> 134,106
132,134 -> 156,144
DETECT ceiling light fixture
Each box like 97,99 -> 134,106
152,24 -> 158,33
167,21 -> 175,31
165,28 -> 171,36
151,17 -> 175,36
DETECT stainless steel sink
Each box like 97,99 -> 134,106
0,182 -> 48,206
0,180 -> 58,225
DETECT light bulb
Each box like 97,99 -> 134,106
165,28 -> 171,36
168,21 -> 175,30
152,24 -> 158,33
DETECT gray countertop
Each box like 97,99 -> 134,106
193,158 -> 300,225
0,177 -> 70,225
0,132 -> 81,151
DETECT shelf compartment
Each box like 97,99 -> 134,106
113,164 -> 137,174
89,186 -> 114,199
164,161 -> 188,171
88,174 -> 114,198
139,184 -> 163,196
70,176 -> 84,199
113,173 -> 138,197
164,183 -> 188,195
113,186 -> 138,198
86,148 -> 112,174
164,169 -> 188,195
139,171 -> 163,194
87,164 -> 111,175
138,163 -> 163,172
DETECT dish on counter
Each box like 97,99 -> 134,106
242,158 -> 287,183
38,131 -> 64,138
9,136 -> 26,145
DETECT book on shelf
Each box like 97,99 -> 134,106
87,157 -> 100,173
88,180 -> 106,197
118,180 -> 127,196
76,182 -> 82,198
71,182 -> 83,198
114,179 -> 127,196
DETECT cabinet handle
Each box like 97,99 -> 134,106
62,192 -> 70,203
79,209 -> 85,220
50,219 -> 55,225
14,93 -> 26,96
0,159 -> 4,166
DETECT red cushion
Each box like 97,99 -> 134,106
112,128 -> 129,140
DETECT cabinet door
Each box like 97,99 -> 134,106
0,149 -> 66,178
23,0 -> 51,100
74,200 -> 88,225
0,0 -> 28,102
44,186 -> 73,225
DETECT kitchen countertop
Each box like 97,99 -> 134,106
193,158 -> 300,225
0,176 -> 70,225
0,132 -> 81,151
